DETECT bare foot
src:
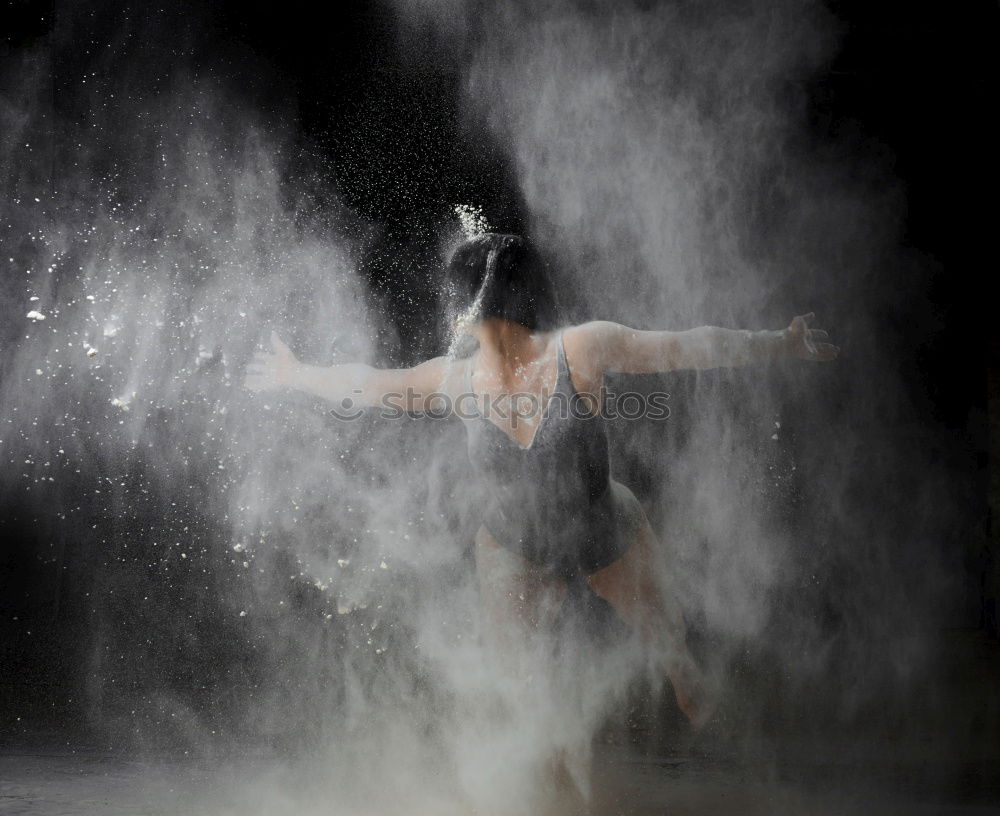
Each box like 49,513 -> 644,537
543,748 -> 591,815
669,654 -> 717,728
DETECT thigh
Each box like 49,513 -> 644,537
586,514 -> 658,613
586,499 -> 686,645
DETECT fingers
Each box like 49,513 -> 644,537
789,313 -> 838,360
809,343 -> 840,361
789,313 -> 817,334
246,340 -> 284,389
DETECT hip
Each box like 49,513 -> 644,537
480,478 -> 646,577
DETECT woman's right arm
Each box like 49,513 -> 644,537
244,331 -> 452,412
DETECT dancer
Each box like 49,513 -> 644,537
245,233 -> 838,725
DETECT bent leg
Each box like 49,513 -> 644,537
587,515 -> 714,727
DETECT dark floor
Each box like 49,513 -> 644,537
1,742 -> 998,816
2,630 -> 998,815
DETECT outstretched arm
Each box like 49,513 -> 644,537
575,313 -> 838,374
244,331 -> 451,412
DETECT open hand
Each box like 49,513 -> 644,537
786,313 -> 839,361
244,331 -> 299,392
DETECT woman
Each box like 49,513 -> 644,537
245,233 -> 838,726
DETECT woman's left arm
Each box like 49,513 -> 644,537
575,313 -> 839,374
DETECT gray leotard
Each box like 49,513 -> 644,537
464,332 -> 641,580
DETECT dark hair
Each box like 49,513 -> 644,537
444,233 -> 558,331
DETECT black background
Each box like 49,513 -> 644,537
1,0 -> 997,746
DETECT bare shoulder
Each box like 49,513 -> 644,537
561,321 -> 623,387
562,320 -> 625,358
563,321 -> 623,347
